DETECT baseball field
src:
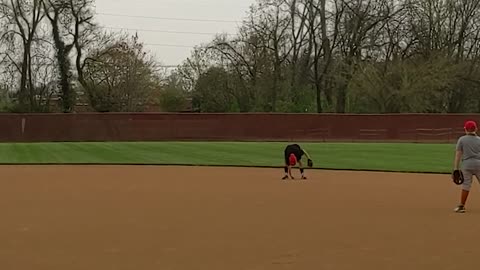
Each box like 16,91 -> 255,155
1,141 -> 479,270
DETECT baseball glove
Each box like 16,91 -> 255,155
452,169 -> 464,185
307,159 -> 313,167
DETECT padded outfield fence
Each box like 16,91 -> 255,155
0,113 -> 477,143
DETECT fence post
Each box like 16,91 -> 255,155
21,117 -> 26,136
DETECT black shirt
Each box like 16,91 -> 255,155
285,144 -> 305,160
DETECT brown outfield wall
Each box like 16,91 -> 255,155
0,113 -> 478,142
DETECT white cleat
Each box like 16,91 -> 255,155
454,205 -> 466,213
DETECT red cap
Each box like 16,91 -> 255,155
465,120 -> 477,132
289,154 -> 297,166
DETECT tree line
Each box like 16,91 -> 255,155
0,0 -> 174,113
177,0 -> 480,113
1,0 -> 480,114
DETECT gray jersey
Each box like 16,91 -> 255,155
456,134 -> 480,169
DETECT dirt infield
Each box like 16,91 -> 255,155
1,166 -> 480,270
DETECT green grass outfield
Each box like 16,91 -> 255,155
0,142 -> 456,174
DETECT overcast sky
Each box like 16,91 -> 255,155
95,0 -> 256,66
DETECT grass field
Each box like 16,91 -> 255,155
0,142 -> 456,173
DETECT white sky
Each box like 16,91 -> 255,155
94,0 -> 256,66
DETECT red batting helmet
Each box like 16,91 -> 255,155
289,154 -> 297,166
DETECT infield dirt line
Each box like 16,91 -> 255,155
0,162 -> 451,175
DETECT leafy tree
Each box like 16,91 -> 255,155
158,72 -> 188,112
192,67 -> 238,112
82,34 -> 160,112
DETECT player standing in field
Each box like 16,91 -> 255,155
453,120 -> 480,213
282,143 -> 313,180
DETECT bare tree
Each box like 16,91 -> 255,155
240,0 -> 292,111
302,0 -> 345,112
283,0 -> 310,105
0,0 -> 45,111
332,0 -> 398,112
42,0 -> 94,112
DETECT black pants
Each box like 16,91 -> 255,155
284,145 -> 302,165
